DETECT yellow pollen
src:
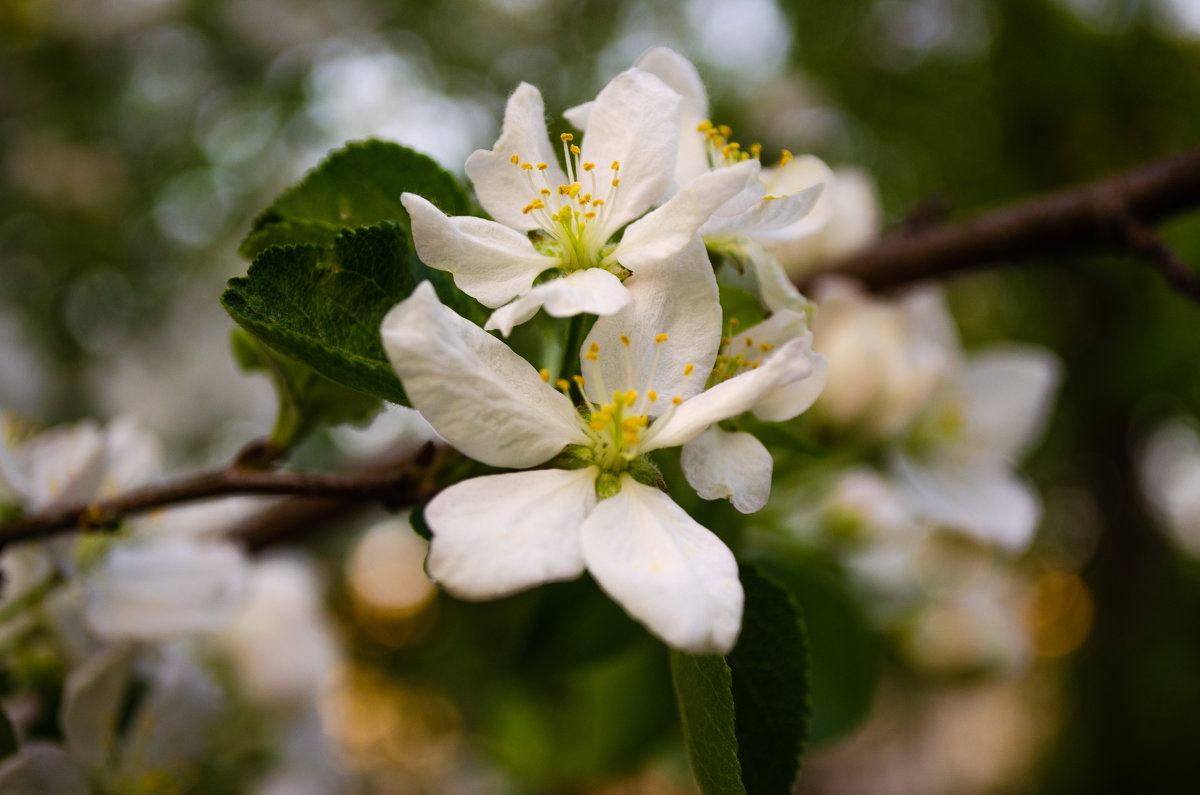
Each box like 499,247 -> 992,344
624,433 -> 639,444
592,198 -> 605,206
672,396 -> 683,405
624,390 -> 638,405
611,178 -> 620,187
620,334 -> 631,347
759,343 -> 773,352
560,133 -> 573,142
565,183 -> 582,197
537,162 -> 549,170
510,154 -> 520,164
745,337 -> 754,347
718,124 -> 732,137
749,142 -> 762,158
540,188 -> 551,196
589,342 -> 599,353
521,163 -> 533,171
589,420 -> 606,431
684,363 -> 694,376
721,336 -> 732,346
555,378 -> 569,390
780,149 -> 793,166
654,333 -> 668,344
539,368 -> 550,382
585,351 -> 598,361
584,211 -> 596,219
697,120 -> 714,132
729,318 -> 740,329
572,375 -> 586,386
751,361 -> 761,369
583,162 -> 595,171
648,390 -> 658,402
570,144 -> 580,155
611,160 -> 620,171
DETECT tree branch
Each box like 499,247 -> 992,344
0,443 -> 447,547
812,147 -> 1200,296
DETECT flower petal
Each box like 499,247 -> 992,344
465,82 -> 568,232
581,68 -> 681,236
643,335 -> 817,451
581,475 -> 743,654
891,453 -> 1041,552
964,345 -> 1061,463
402,193 -> 553,308
120,651 -> 226,775
381,282 -> 587,468
615,159 -> 759,272
17,421 -> 106,510
425,468 -> 598,599
703,182 -> 825,240
62,646 -> 135,767
633,47 -> 711,186
0,744 -> 89,795
484,267 -> 631,337
581,236 -> 720,413
744,245 -> 815,315
83,538 -> 249,642
682,427 -> 773,513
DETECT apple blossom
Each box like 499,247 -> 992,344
402,67 -> 759,336
380,242 -> 822,653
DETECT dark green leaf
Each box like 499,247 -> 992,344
223,223 -> 420,404
241,139 -> 472,259
230,328 -> 381,451
670,651 -> 745,795
727,564 -> 811,794
753,554 -> 879,745
718,282 -> 766,331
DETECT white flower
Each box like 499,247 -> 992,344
810,276 -> 956,439
569,48 -> 829,316
403,67 -> 758,336
1139,417 -> 1200,559
891,342 -> 1061,552
380,244 -> 820,654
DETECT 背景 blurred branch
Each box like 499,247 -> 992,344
814,146 -> 1200,300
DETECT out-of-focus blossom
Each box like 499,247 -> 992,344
1140,417 -> 1200,558
810,277 -> 956,439
768,167 -> 882,280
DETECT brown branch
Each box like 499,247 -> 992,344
0,443 -> 447,547
813,147 -> 1200,296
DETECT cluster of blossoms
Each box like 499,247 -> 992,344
0,417 -> 344,792
385,48 -> 833,654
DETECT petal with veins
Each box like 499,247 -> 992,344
425,468 -> 597,599
485,268 -> 631,337
703,182 -> 825,239
643,335 -> 816,451
582,237 -> 720,413
382,283 -> 587,468
634,47 -> 711,186
581,476 -> 743,654
682,426 -> 774,514
615,160 -> 759,272
402,193 -> 553,308
580,68 -> 681,237
465,82 -> 567,232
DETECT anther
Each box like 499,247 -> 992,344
537,162 -> 549,170
620,334 -> 631,347
684,363 -> 694,376
672,396 -> 683,405
648,391 -> 658,402
654,333 -> 668,344
611,160 -> 620,171
556,378 -> 570,390
521,163 -> 533,171
570,144 -> 580,155
510,154 -> 520,164
611,178 -> 620,187
745,337 -> 754,347
697,120 -> 714,132
759,343 -> 774,352
560,133 -> 573,142
583,162 -> 595,171
572,375 -> 586,386
539,368 -> 550,382
780,149 -> 793,166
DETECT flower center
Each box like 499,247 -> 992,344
511,133 -> 625,273
545,333 -> 698,474
708,317 -> 771,387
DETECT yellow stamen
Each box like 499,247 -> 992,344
521,163 -> 533,171
648,390 -> 658,402
697,120 -> 714,132
537,162 -> 548,171
620,334 -> 631,347
611,160 -> 620,171
555,378 -> 570,390
780,149 -> 793,166
672,396 -> 683,405
510,154 -> 520,164
560,133 -> 573,142
654,333 -> 668,344
583,162 -> 595,171
572,375 -> 586,386
759,343 -> 773,352
570,144 -> 580,155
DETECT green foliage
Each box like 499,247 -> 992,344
718,282 -> 767,331
230,328 -> 381,452
671,563 -> 812,795
240,139 -> 473,259
223,222 -> 481,405
224,141 -> 484,406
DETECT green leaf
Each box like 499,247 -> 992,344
753,554 -> 879,745
230,328 -> 381,452
223,222 -> 481,405
727,564 -> 811,794
670,651 -> 745,795
671,564 -> 812,795
0,706 -> 17,761
241,139 -> 472,259
718,282 -> 766,331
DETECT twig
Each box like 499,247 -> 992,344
1118,216 -> 1200,300
814,147 -> 1200,297
0,443 -> 446,547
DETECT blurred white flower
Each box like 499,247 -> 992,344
766,167 -> 882,279
1139,417 -> 1200,558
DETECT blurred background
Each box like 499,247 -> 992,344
2,0 -> 1200,792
